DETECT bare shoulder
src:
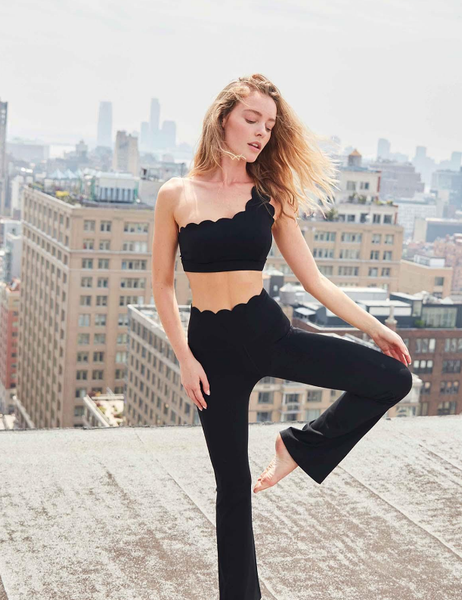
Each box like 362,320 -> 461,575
155,177 -> 184,215
157,176 -> 184,202
271,197 -> 298,230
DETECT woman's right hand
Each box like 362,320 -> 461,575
180,354 -> 210,411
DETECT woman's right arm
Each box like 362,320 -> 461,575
151,179 -> 210,411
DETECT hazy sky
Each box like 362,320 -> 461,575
1,0 -> 461,161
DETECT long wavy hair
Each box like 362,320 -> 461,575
187,73 -> 340,221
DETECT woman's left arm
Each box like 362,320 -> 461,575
272,210 -> 412,366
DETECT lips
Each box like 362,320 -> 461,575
248,142 -> 260,150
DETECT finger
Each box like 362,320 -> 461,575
193,388 -> 207,410
187,388 -> 203,411
201,374 -> 211,396
389,344 -> 404,363
399,346 -> 412,365
389,348 -> 402,363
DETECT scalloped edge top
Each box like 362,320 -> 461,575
178,185 -> 274,234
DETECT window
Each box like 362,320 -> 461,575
341,233 -> 362,243
100,220 -> 112,232
421,381 -> 431,395
413,359 -> 433,374
256,411 -> 272,422
314,248 -> 335,258
307,390 -> 322,402
440,381 -> 459,394
305,408 -> 321,420
415,338 -> 436,353
124,222 -> 149,233
437,401 -> 457,415
339,249 -> 360,259
338,266 -> 359,276
443,338 -> 462,352
314,231 -> 336,241
442,360 -> 461,373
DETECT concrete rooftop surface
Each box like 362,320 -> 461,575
1,416 -> 462,600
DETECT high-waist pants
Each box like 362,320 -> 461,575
187,287 -> 413,600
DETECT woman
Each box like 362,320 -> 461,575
151,73 -> 412,600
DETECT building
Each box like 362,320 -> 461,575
15,184 -> 153,428
399,254 -> 452,297
112,131 -> 139,176
0,98 -> 8,214
284,284 -> 462,417
286,202 -> 404,292
369,159 -> 425,200
0,279 -> 20,415
333,150 -> 381,205
96,101 -> 113,149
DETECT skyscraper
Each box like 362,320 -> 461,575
139,121 -> 150,153
16,185 -> 153,428
0,99 -> 8,215
162,120 -> 177,150
149,98 -> 160,151
113,131 -> 139,176
97,101 -> 113,148
377,138 -> 390,161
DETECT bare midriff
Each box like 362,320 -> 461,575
187,271 -> 264,314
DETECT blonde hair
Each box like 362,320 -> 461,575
187,73 -> 340,221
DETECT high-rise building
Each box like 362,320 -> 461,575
96,101 -> 113,148
16,185 -> 153,428
377,138 -> 390,160
112,131 -> 139,176
149,98 -> 160,150
139,121 -> 150,153
0,279 -> 20,415
0,99 -> 8,215
162,120 -> 177,150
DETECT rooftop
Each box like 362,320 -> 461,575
1,416 -> 461,599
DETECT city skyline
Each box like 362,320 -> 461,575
1,0 -> 461,161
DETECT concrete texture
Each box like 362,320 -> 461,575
1,415 -> 462,599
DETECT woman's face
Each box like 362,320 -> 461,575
221,91 -> 277,162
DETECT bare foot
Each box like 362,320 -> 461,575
253,432 -> 298,493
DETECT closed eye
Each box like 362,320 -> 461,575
246,118 -> 273,132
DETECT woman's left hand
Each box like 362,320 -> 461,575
369,324 -> 412,366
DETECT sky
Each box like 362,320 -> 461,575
1,0 -> 461,162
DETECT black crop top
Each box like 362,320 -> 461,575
177,185 -> 275,273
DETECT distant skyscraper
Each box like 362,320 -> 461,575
140,122 -> 150,153
113,131 -> 139,176
450,151 -> 462,172
149,98 -> 160,150
0,98 -> 8,215
377,138 -> 390,160
162,120 -> 177,150
415,146 -> 427,160
97,101 -> 113,148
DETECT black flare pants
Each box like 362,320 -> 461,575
187,287 -> 413,600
